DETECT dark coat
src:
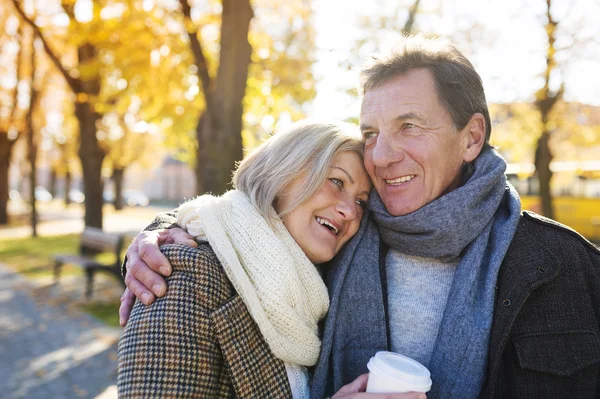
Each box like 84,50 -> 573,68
118,243 -> 292,398
311,211 -> 600,398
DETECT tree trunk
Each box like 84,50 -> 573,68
191,0 -> 253,195
76,43 -> 105,228
76,101 -> 104,228
0,134 -> 15,225
49,168 -> 57,197
534,131 -> 554,219
113,168 -> 125,210
533,0 -> 560,220
27,38 -> 39,237
64,169 -> 72,206
27,149 -> 38,237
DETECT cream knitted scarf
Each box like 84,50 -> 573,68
177,190 -> 330,366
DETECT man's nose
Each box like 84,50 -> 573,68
371,132 -> 403,168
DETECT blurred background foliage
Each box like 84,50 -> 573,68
1,0 -> 599,233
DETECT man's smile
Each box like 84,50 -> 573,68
385,175 -> 416,185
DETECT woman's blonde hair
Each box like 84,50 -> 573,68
233,120 -> 364,223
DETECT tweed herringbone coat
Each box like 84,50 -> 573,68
118,243 -> 293,398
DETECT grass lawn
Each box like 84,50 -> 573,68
0,234 -> 123,327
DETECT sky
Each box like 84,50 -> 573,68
306,0 -> 600,120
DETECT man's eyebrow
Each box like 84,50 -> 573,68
359,123 -> 373,132
332,166 -> 354,184
395,112 -> 425,123
360,113 -> 425,131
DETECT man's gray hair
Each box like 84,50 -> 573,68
360,34 -> 492,149
233,120 -> 364,223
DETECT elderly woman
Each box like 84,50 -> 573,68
118,121 -> 372,398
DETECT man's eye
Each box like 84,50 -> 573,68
356,199 -> 367,210
404,123 -> 416,130
329,178 -> 343,188
363,131 -> 378,139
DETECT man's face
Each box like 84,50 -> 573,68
360,68 -> 480,216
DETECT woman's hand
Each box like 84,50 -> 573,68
332,374 -> 426,399
119,228 -> 197,326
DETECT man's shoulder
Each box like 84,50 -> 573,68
510,210 -> 600,261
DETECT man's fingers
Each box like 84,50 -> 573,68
119,288 -> 135,327
137,237 -> 172,276
124,271 -> 156,305
169,228 -> 198,247
127,249 -> 166,297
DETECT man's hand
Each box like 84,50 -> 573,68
119,228 -> 197,326
332,374 -> 426,399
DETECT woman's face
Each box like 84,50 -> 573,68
278,151 -> 372,264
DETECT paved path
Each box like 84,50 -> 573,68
0,264 -> 120,399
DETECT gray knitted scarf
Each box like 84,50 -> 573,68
370,149 -> 521,397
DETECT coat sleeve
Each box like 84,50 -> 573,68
117,245 -> 230,398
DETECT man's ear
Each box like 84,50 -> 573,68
462,113 -> 486,163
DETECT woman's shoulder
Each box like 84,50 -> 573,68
159,243 -> 235,309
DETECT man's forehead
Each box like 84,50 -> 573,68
360,71 -> 438,122
360,89 -> 423,122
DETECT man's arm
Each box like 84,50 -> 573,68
119,209 -> 197,326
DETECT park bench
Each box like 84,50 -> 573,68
53,227 -> 126,298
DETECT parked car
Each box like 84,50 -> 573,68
123,190 -> 150,207
8,189 -> 20,201
34,186 -> 52,202
68,189 -> 85,204
102,190 -> 115,204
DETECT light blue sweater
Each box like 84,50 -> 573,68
386,249 -> 458,367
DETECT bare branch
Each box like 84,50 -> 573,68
403,0 -> 421,35
179,0 -> 213,102
11,0 -> 80,93
8,23 -> 23,129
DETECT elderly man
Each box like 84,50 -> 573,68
120,35 -> 600,398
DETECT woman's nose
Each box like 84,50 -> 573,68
335,196 -> 357,221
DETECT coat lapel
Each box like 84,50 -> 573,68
211,295 -> 292,398
482,214 -> 562,397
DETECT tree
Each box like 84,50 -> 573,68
178,0 -> 253,195
165,0 -> 318,194
25,31 -> 41,236
12,0 -> 107,228
12,0 -> 193,226
0,10 -> 24,225
532,0 -> 563,219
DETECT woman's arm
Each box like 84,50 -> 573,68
118,245 -> 225,398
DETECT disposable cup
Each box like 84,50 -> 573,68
366,351 -> 432,394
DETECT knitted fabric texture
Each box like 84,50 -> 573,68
177,190 -> 330,366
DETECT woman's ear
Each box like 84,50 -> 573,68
462,113 -> 486,163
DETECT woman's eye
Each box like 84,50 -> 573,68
356,199 -> 367,210
329,178 -> 343,189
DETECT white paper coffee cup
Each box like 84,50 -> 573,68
366,351 -> 432,393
